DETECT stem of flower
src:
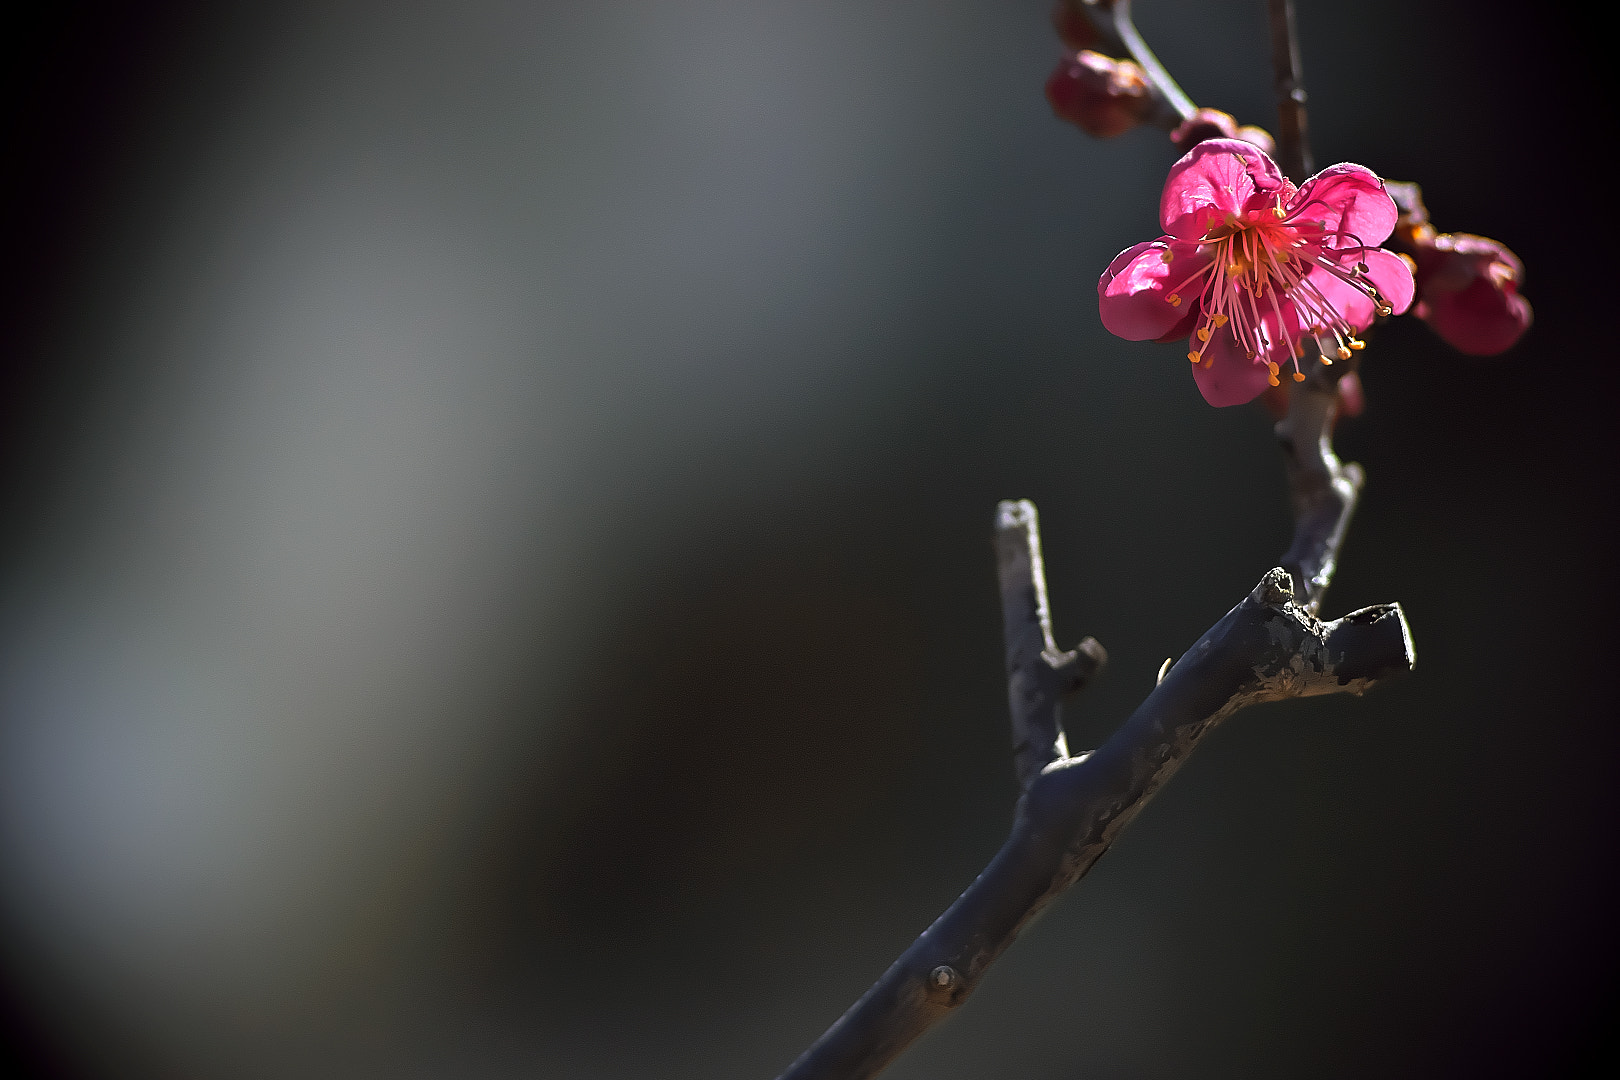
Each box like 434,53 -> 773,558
1267,0 -> 1313,181
1064,0 -> 1196,128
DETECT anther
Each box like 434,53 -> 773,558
1213,314 -> 1229,327
1197,328 -> 1211,342
1336,346 -> 1352,360
1292,371 -> 1306,382
1320,355 -> 1332,365
1188,351 -> 1201,363
1161,249 -> 1174,263
1349,339 -> 1365,350
1376,304 -> 1393,317
1167,293 -> 1182,306
1268,374 -> 1280,386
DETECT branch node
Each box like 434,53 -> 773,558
995,500 -> 1104,789
1253,567 -> 1296,607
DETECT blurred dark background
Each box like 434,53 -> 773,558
2,2 -> 1613,1077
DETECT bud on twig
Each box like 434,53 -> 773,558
1169,108 -> 1275,154
1051,0 -> 1102,51
1045,51 -> 1150,138
1386,181 -> 1532,355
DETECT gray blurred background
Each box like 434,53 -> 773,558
2,2 -> 1612,1077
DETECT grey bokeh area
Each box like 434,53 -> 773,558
1,2 -> 1611,1078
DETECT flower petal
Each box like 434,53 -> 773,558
1358,247 -> 1415,316
1160,139 -> 1288,241
1289,164 -> 1398,248
1190,326 -> 1275,407
1298,264 -> 1376,334
1420,278 -> 1533,355
1294,247 -> 1413,339
1098,239 -> 1205,340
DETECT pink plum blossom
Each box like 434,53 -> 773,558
1099,139 -> 1414,406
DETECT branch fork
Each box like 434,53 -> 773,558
778,514 -> 1412,1080
774,9 -> 1415,1078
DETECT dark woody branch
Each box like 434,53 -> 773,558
776,542 -> 1413,1080
1267,0 -> 1313,181
776,8 -> 1413,1078
995,500 -> 1106,791
1276,372 -> 1361,616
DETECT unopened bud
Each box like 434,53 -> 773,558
1380,182 -> 1529,354
1170,108 -> 1274,155
1045,51 -> 1150,138
1410,232 -> 1532,355
1382,181 -> 1531,355
1051,1 -> 1103,51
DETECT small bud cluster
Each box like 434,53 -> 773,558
1045,5 -> 1275,154
1384,182 -> 1531,356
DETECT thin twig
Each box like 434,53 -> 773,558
995,500 -> 1105,791
1062,0 -> 1196,129
1267,0 -> 1312,181
777,551 -> 1413,1080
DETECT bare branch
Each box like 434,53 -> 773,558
777,563 -> 1413,1080
1267,0 -> 1312,180
1275,375 -> 1361,616
995,500 -> 1106,791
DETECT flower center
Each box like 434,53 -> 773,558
1165,199 -> 1392,383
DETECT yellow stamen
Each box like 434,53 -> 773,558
1292,371 -> 1306,382
1320,355 -> 1333,365
1197,327 -> 1211,342
1213,314 -> 1229,328
1188,351 -> 1201,363
1266,361 -> 1280,374
1268,374 -> 1281,386
1271,206 -> 1286,220
1349,339 -> 1365,350
1167,293 -> 1182,307
1336,346 -> 1352,360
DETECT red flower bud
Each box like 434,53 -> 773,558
1169,108 -> 1275,155
1383,181 -> 1531,356
1045,51 -> 1149,139
1051,1 -> 1102,51
1409,231 -> 1532,355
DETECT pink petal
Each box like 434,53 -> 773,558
1153,302 -> 1200,343
1421,278 -> 1533,355
1289,164 -> 1398,248
1296,247 -> 1414,338
1358,247 -> 1415,316
1298,264 -> 1376,333
1190,326 -> 1276,407
1098,239 -> 1205,340
1160,139 -> 1288,241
